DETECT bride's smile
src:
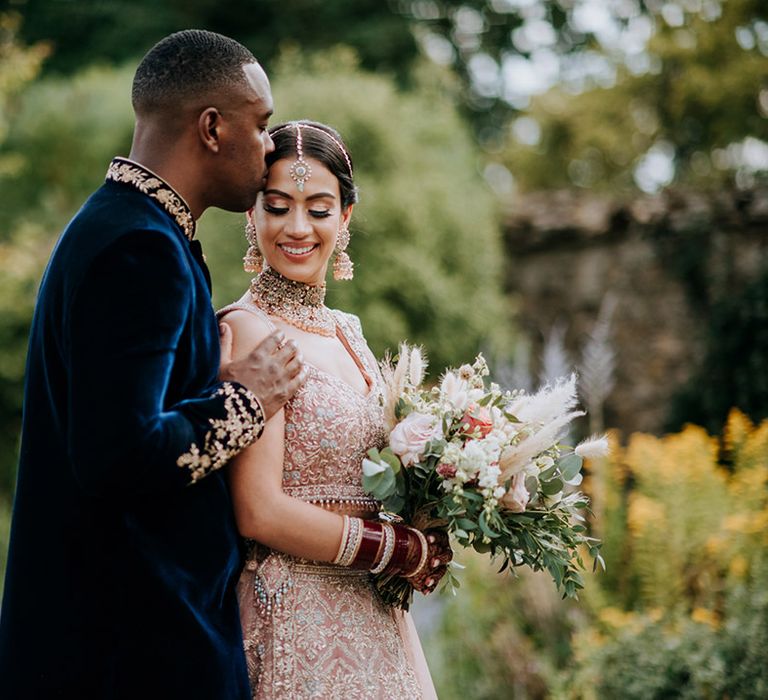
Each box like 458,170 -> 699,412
278,242 -> 318,256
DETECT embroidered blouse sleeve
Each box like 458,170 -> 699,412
65,229 -> 264,496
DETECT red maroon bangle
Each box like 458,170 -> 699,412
349,520 -> 384,570
383,525 -> 422,576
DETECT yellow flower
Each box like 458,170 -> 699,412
598,607 -> 637,629
729,555 -> 748,579
691,607 -> 719,629
627,493 -> 666,533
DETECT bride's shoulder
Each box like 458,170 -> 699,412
218,295 -> 275,355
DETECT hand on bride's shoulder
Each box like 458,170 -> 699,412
218,309 -> 306,420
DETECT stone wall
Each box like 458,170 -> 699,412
502,187 -> 768,435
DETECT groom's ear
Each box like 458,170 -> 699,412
198,107 -> 222,153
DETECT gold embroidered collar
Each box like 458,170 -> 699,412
250,265 -> 336,337
105,157 -> 196,240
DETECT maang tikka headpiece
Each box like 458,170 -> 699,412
288,123 -> 312,192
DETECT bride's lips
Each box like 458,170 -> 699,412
278,242 -> 319,262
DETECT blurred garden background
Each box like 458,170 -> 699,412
1,0 -> 767,697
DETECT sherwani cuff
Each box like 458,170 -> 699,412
176,382 -> 265,484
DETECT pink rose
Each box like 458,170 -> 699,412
460,404 -> 494,439
436,463 -> 457,479
500,472 -> 530,513
389,413 -> 441,467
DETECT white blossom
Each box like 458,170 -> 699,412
408,346 -> 427,387
439,372 -> 470,412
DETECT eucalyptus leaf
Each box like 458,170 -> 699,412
362,458 -> 387,477
472,539 -> 492,554
479,511 -> 500,539
541,477 -> 564,496
380,448 -> 402,474
558,453 -> 583,482
362,467 -> 396,499
384,494 -> 406,513
539,464 -> 558,481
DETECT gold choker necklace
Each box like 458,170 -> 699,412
250,266 -> 337,337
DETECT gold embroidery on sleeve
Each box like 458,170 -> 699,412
177,382 -> 265,483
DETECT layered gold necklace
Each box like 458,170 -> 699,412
249,265 -> 337,337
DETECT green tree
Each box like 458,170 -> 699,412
0,10 -> 51,586
502,0 -> 768,192
16,0 -> 421,80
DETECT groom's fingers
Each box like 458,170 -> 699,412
235,333 -> 305,420
254,330 -> 286,358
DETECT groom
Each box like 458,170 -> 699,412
0,31 -> 300,698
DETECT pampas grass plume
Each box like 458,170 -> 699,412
574,435 -> 610,459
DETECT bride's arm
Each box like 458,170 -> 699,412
221,310 -> 343,560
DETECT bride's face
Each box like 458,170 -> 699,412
251,156 -> 352,286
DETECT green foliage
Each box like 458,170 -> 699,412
503,0 -> 768,192
0,496 -> 10,597
568,557 -> 768,700
426,555 -> 572,700
0,62 -> 135,494
585,616 -> 726,700
0,12 -> 50,173
17,0 -> 420,80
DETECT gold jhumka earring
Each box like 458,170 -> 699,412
243,215 -> 263,273
333,225 -> 354,280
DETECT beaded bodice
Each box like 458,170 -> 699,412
218,294 -> 385,513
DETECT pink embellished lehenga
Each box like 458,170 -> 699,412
220,295 -> 436,700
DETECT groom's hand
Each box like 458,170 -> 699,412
218,324 -> 306,420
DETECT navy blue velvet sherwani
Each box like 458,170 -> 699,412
0,158 -> 263,699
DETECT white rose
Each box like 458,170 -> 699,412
389,412 -> 441,467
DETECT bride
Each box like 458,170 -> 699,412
219,120 -> 451,699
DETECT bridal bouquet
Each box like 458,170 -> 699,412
362,345 -> 607,610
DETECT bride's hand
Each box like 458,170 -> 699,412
407,530 -> 453,595
218,325 -> 306,420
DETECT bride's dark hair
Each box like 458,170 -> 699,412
267,121 -> 358,208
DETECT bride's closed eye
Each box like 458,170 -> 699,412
263,202 -> 332,219
263,203 -> 289,215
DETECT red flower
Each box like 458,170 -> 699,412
460,404 -> 493,439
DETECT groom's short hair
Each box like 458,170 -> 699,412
132,30 -> 257,114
